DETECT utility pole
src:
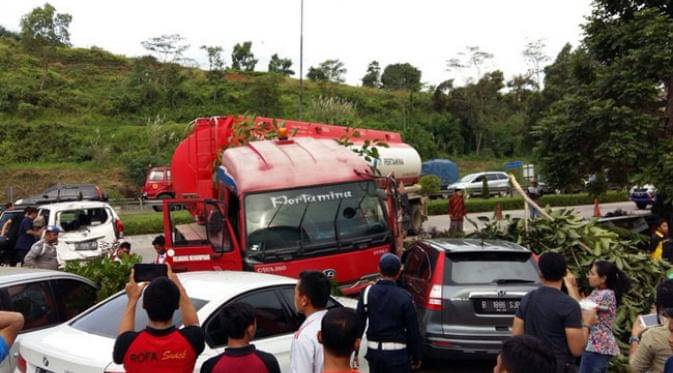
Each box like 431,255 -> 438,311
299,0 -> 304,118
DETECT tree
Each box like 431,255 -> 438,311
231,41 -> 257,72
0,25 -> 19,41
200,45 -> 225,72
307,59 -> 346,83
141,34 -> 190,63
447,46 -> 493,83
380,63 -> 421,91
245,74 -> 282,116
361,60 -> 381,87
522,39 -> 550,90
268,54 -> 294,75
20,3 -> 72,90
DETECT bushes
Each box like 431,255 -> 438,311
426,191 -> 629,216
65,254 -> 141,301
120,211 -> 192,236
419,175 -> 440,196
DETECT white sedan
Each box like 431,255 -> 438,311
18,271 -> 368,372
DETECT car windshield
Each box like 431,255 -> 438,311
460,173 -> 478,182
58,208 -> 110,232
148,170 -> 165,181
244,181 -> 390,261
447,252 -> 539,285
70,293 -> 207,338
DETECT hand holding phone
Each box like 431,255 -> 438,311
639,313 -> 661,329
133,263 -> 168,283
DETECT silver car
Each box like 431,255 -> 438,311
0,268 -> 97,373
400,239 -> 540,358
447,172 -> 511,197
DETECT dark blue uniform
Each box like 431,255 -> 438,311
356,279 -> 422,373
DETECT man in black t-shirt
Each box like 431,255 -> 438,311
512,252 -> 596,373
200,302 -> 280,373
113,267 -> 205,373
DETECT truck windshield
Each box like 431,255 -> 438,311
244,181 -> 389,260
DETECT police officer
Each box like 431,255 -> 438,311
356,253 -> 422,372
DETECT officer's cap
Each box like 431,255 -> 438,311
379,253 -> 401,276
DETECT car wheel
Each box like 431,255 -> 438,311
636,202 -> 648,210
152,194 -> 174,212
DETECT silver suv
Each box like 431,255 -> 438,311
447,172 -> 511,197
400,239 -> 540,358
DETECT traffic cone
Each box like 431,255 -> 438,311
495,203 -> 503,221
593,198 -> 601,217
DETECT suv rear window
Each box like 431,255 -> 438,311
58,208 -> 110,232
70,293 -> 207,338
446,252 -> 539,285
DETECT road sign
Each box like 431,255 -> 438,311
504,161 -> 524,170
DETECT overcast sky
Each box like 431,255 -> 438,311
1,0 -> 592,87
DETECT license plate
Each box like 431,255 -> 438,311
36,368 -> 55,373
76,240 -> 98,251
474,299 -> 520,314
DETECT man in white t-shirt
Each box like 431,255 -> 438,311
152,235 -> 167,264
291,271 -> 331,373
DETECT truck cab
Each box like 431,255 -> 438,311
164,136 -> 396,295
142,166 -> 173,200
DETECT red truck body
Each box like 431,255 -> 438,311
162,116 -> 415,294
142,166 -> 173,199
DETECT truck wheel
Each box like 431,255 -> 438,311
636,202 -> 648,210
408,204 -> 423,236
152,194 -> 173,212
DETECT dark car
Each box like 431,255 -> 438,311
0,207 -> 26,262
0,268 -> 98,372
400,239 -> 540,358
14,184 -> 108,206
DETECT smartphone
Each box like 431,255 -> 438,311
133,263 -> 167,283
639,313 -> 661,328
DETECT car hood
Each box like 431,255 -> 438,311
20,324 -> 113,372
447,182 -> 469,190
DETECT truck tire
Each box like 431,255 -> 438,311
636,202 -> 648,210
152,194 -> 173,212
408,204 -> 423,236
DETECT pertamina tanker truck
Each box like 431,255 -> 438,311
161,116 -> 426,295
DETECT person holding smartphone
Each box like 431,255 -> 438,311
629,279 -> 673,373
564,261 -> 631,373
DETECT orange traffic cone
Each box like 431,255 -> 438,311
593,198 -> 601,217
495,203 -> 503,221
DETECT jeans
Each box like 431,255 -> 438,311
366,348 -> 411,373
579,351 -> 611,373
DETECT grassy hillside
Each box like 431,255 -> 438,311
0,36 -> 523,200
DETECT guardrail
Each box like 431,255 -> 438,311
107,198 -> 163,213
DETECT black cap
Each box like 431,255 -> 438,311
379,253 -> 401,276
152,235 -> 165,246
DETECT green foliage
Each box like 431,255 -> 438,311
381,63 -> 421,91
245,74 -> 283,116
121,211 -> 192,235
307,59 -> 346,83
141,34 -> 189,63
231,41 -> 257,71
304,96 -> 357,125
268,54 -> 294,76
426,191 -> 629,216
419,175 -> 440,196
474,210 -> 671,366
20,3 -> 72,49
361,61 -> 381,88
65,254 -> 141,301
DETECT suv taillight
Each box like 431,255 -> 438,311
17,352 -> 26,373
424,251 -> 446,311
114,218 -> 124,239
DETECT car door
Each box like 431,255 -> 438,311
57,207 -> 115,254
401,245 -> 429,305
203,287 -> 298,372
52,278 -> 97,321
0,280 -> 60,373
469,175 -> 485,195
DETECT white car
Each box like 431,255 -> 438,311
36,201 -> 124,265
447,171 -> 511,197
0,268 -> 97,373
18,271 -> 369,373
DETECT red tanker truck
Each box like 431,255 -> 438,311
161,116 -> 425,295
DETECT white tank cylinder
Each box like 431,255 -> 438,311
350,142 -> 422,185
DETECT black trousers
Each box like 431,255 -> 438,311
366,347 -> 411,373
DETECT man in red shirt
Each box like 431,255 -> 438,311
112,267 -> 204,373
319,307 -> 362,373
200,302 -> 280,373
448,188 -> 467,235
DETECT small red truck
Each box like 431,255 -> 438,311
142,166 -> 173,200
162,116 -> 424,295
